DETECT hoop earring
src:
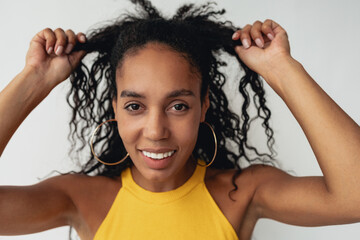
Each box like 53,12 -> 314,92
90,119 -> 129,166
197,121 -> 217,168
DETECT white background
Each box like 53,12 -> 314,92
1,0 -> 360,239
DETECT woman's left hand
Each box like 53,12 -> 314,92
232,19 -> 292,90
233,20 -> 360,230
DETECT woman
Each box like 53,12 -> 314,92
1,0 -> 360,239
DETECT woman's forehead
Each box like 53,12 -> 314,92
115,43 -> 202,97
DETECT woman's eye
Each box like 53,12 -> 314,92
125,103 -> 141,111
172,104 -> 189,111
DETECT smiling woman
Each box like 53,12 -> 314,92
112,43 -> 207,189
66,2 -> 275,185
1,0 -> 360,240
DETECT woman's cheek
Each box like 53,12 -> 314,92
177,119 -> 200,150
117,117 -> 140,144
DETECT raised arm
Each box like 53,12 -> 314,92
232,20 -> 360,225
0,28 -> 85,156
0,28 -> 85,235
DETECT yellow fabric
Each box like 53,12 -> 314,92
94,162 -> 239,239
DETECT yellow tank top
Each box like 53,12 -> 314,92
94,162 -> 239,239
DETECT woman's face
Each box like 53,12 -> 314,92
112,42 -> 209,187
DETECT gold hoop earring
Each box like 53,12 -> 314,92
197,121 -> 217,168
90,119 -> 129,166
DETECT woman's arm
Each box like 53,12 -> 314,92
0,28 -> 85,156
0,28 -> 85,234
233,20 -> 360,225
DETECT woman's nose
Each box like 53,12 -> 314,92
143,110 -> 169,141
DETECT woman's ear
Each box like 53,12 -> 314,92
200,89 -> 210,122
112,97 -> 118,118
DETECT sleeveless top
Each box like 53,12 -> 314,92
94,162 -> 239,239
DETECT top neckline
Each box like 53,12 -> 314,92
121,161 -> 206,204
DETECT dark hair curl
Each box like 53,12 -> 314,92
67,0 -> 276,192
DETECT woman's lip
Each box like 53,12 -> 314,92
140,150 -> 176,169
139,148 -> 176,153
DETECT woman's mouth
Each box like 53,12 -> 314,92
140,149 -> 177,169
141,150 -> 176,160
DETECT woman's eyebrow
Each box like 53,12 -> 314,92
120,89 -> 195,98
120,90 -> 144,98
166,89 -> 195,98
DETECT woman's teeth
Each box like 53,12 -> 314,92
142,150 -> 175,160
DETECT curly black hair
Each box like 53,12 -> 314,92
67,0 -> 276,197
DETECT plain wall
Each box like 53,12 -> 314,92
1,0 -> 360,239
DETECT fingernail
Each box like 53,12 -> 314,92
47,47 -> 53,55
55,46 -> 63,55
242,39 -> 250,49
267,33 -> 274,40
255,38 -> 264,48
232,32 -> 239,39
65,44 -> 73,54
79,35 -> 86,43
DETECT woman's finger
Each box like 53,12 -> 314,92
232,19 -> 280,49
250,21 -> 264,48
65,29 -> 76,54
54,28 -> 68,56
77,32 -> 86,43
262,19 -> 275,40
233,24 -> 252,49
37,28 -> 56,55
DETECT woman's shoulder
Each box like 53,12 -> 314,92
205,164 -> 285,198
206,163 -> 278,180
203,164 -> 283,234
40,172 -> 122,217
44,172 -> 122,191
45,172 -> 123,235
46,173 -> 122,204
204,166 -> 255,201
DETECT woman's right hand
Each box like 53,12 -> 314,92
25,28 -> 86,88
